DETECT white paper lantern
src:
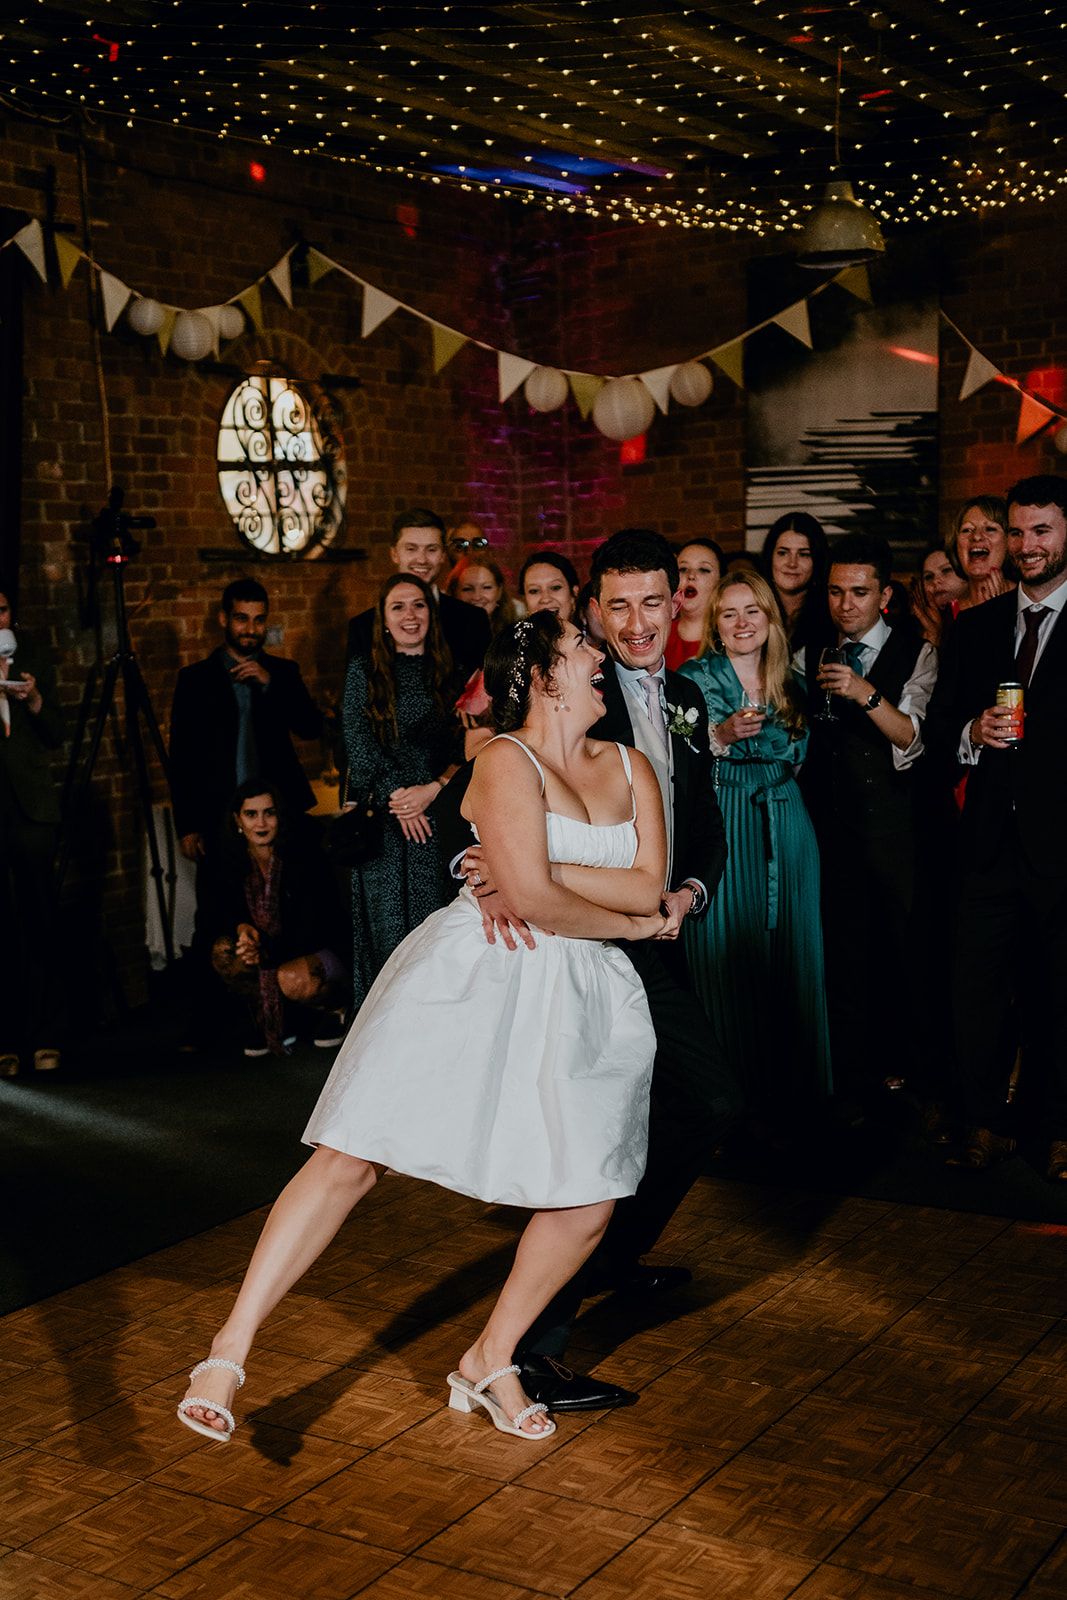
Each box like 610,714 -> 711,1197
170,310 -> 214,362
217,303 -> 246,341
1054,424 -> 1067,454
592,377 -> 655,441
669,361 -> 714,407
127,296 -> 166,336
524,365 -> 569,413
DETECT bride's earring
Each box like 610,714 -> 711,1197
554,694 -> 570,713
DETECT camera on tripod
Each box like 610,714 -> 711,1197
84,486 -> 156,566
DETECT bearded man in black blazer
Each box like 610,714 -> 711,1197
432,529 -> 736,1411
926,474 -> 1067,1180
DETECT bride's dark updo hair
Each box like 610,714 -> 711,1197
483,611 -> 567,732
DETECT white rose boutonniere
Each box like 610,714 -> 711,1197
666,703 -> 700,746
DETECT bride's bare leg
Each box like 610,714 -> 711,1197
180,1145 -> 377,1433
458,1200 -> 613,1435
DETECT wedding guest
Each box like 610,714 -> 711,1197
761,512 -> 831,653
446,516 -> 491,562
680,572 -> 831,1126
519,550 -> 580,623
946,495 -> 1014,611
344,574 -> 462,1007
666,538 -> 724,671
912,544 -> 969,648
448,557 -> 517,757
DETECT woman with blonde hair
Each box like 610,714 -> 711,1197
679,570 -> 831,1129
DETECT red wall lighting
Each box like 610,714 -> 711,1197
249,161 -> 267,184
620,433 -> 647,466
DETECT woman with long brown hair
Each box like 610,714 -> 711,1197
344,573 -> 463,1007
679,570 -> 831,1128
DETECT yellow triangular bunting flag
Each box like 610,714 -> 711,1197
12,218 -> 47,283
155,307 -> 177,356
959,346 -> 1000,401
267,253 -> 293,308
567,372 -> 604,419
432,324 -> 468,373
498,351 -> 537,403
362,284 -> 400,338
708,341 -> 745,388
54,233 -> 83,290
99,270 -> 132,332
638,365 -> 677,415
773,300 -> 813,349
1017,392 -> 1057,445
835,264 -> 872,303
237,282 -> 264,331
306,248 -> 336,286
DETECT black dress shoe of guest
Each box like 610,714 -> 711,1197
955,1126 -> 1016,1170
519,1355 -> 638,1412
588,1262 -> 693,1297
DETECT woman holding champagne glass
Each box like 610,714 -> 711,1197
679,572 -> 831,1132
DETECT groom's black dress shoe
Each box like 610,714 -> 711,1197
588,1262 -> 693,1297
519,1355 -> 638,1412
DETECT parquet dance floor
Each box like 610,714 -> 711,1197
2,1173 -> 1066,1599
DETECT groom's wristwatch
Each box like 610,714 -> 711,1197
863,690 -> 883,712
682,879 -> 706,914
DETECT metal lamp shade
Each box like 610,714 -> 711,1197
797,180 -> 885,269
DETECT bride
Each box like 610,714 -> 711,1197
177,611 -> 667,1443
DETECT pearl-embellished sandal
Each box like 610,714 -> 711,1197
446,1364 -> 556,1440
176,1358 -> 246,1442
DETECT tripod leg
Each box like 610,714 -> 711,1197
126,655 -> 173,786
61,660 -> 101,816
55,656 -> 123,893
121,658 -> 176,967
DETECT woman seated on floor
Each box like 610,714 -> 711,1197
205,779 -> 349,1056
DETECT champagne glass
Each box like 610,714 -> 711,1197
740,687 -> 769,722
815,646 -> 844,722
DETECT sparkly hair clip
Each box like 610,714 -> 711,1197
506,617 -> 535,706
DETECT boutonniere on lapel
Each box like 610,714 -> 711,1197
666,703 -> 701,747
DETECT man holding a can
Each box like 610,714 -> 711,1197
927,473 -> 1067,1179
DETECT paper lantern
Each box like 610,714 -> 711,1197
170,310 -> 214,361
592,377 -> 655,442
1054,424 -> 1067,454
524,366 -> 569,413
127,296 -> 166,336
669,361 -> 713,407
217,303 -> 246,340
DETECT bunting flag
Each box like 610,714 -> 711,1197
1016,392 -> 1057,445
54,233 -> 83,289
498,351 -> 536,403
835,264 -> 873,304
567,371 -> 604,419
155,307 -> 177,357
432,323 -> 469,373
12,218 -> 47,283
306,247 -> 337,286
237,282 -> 264,331
361,283 -> 399,338
98,270 -> 132,332
773,300 -> 812,349
267,252 -> 293,308
637,365 -> 677,415
959,345 -> 1000,401
200,304 -> 224,355
708,340 -> 745,388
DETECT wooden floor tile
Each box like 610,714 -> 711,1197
788,1566 -> 970,1600
969,1368 -> 1067,1443
251,1367 -> 441,1448
517,1426 -> 723,1516
620,1367 -> 794,1451
277,1451 -> 500,1551
0,1304 -> 128,1365
418,1482 -> 648,1595
679,1318 -> 863,1391
150,1421 -> 354,1513
1020,1528 -> 1067,1598
38,1381 -> 205,1476
873,1300 -> 1055,1361
1017,1321 -> 1067,1376
744,1396 -> 950,1485
568,1522 -> 813,1600
902,1422 -> 1067,1524
349,1555 -> 547,1599
665,1459 -> 887,1561
0,1548 -> 144,1598
929,1259 -> 1067,1318
25,1482 -> 254,1589
150,1515 -> 397,1598
0,1366 -> 124,1448
0,1449 -> 137,1547
829,1487 -> 1061,1600
384,1400 -> 571,1483
754,1274 -> 923,1342
815,1346 -> 1009,1420
254,1296 -> 423,1365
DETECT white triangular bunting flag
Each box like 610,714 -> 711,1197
498,351 -> 537,403
99,270 -> 132,332
638,365 -> 677,415
362,283 -> 400,338
12,219 -> 47,283
773,300 -> 813,349
1017,392 -> 1057,445
267,253 -> 293,308
959,346 -> 1001,401
835,264 -> 872,303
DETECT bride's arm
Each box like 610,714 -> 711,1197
467,741 -> 664,940
549,750 -> 667,913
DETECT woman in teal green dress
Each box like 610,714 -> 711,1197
679,570 -> 831,1124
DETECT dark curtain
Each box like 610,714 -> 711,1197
0,209 -> 25,604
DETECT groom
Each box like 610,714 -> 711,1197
434,529 -> 737,1410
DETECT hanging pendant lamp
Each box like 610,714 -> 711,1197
796,50 -> 885,270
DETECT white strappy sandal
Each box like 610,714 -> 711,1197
176,1358 -> 246,1443
446,1364 -> 556,1440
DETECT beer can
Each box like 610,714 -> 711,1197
996,681 -> 1024,742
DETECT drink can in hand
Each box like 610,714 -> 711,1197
996,681 -> 1024,742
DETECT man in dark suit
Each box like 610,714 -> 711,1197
346,508 -> 490,680
925,474 -> 1067,1179
433,529 -> 735,1411
0,579 -> 65,1075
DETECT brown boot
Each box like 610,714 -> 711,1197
957,1126 -> 1016,1170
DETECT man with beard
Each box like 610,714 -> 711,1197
926,475 -> 1067,1181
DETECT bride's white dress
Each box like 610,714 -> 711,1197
303,738 -> 656,1208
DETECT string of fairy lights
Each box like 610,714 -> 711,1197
1,1 -> 1065,235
